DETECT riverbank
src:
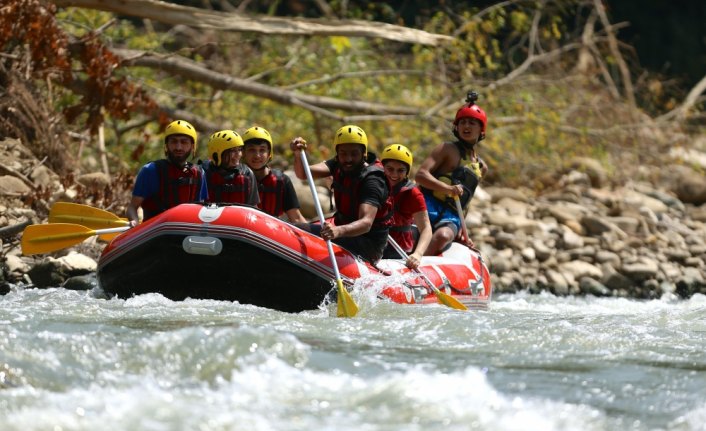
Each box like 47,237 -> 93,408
2,136 -> 706,298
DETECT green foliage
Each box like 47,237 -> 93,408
3,0 -> 691,191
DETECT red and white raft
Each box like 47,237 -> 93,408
98,203 -> 492,312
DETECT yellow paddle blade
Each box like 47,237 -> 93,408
98,232 -> 122,242
336,278 -> 358,318
49,202 -> 129,229
433,289 -> 468,311
22,223 -> 96,255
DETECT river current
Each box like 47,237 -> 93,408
1,280 -> 705,431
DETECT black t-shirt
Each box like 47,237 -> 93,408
324,158 -> 388,212
318,156 -> 389,262
280,172 -> 300,212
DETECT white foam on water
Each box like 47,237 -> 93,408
668,401 -> 706,431
2,357 -> 614,431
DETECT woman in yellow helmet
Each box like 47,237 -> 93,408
127,120 -> 207,226
380,144 -> 432,269
204,130 -> 259,205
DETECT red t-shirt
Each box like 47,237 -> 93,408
390,184 -> 426,251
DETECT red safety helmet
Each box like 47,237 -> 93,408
453,91 -> 487,142
454,104 -> 487,138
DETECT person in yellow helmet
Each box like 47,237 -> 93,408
203,130 -> 259,205
380,144 -> 432,269
290,125 -> 392,263
127,120 -> 207,225
415,92 -> 489,254
241,126 -> 306,222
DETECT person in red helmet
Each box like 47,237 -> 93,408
415,91 -> 489,255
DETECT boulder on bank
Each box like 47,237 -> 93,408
26,252 -> 97,289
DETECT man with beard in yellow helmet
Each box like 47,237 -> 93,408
127,120 -> 207,226
290,125 -> 391,263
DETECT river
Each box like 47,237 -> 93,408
1,281 -> 705,431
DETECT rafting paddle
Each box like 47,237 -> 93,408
49,202 -> 129,241
386,236 -> 467,311
299,149 -> 358,318
21,223 -> 129,255
454,195 -> 488,291
454,196 -> 471,248
49,202 -> 129,228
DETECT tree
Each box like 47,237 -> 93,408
1,0 -> 702,188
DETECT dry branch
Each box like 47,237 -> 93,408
115,49 -> 425,117
593,0 -> 635,107
657,73 -> 706,121
54,0 -> 452,46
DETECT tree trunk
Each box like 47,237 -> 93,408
54,0 -> 452,46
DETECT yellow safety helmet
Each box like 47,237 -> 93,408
333,125 -> 368,154
164,120 -> 198,157
207,130 -> 244,166
242,126 -> 273,161
381,144 -> 413,173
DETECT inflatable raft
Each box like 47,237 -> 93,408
97,203 -> 492,312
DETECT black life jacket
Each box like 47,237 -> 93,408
205,163 -> 253,204
422,140 -> 482,209
330,154 -> 392,230
257,169 -> 286,217
142,159 -> 203,220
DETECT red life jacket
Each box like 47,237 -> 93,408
330,158 -> 392,229
142,159 -> 203,220
206,164 -> 253,204
388,179 -> 417,252
257,169 -> 285,217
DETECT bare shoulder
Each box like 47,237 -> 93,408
433,142 -> 461,171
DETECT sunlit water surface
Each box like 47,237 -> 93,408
1,280 -> 705,431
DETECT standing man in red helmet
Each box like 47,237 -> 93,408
290,125 -> 392,263
127,120 -> 208,225
415,92 -> 489,255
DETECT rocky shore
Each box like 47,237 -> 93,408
2,137 -> 706,299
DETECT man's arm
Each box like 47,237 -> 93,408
322,173 -> 386,239
290,137 -> 331,180
282,176 -> 306,222
285,208 -> 307,224
245,168 -> 260,206
414,144 -> 463,197
323,203 -> 378,239
126,163 -> 156,226
406,210 -> 432,268
127,196 -> 144,227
